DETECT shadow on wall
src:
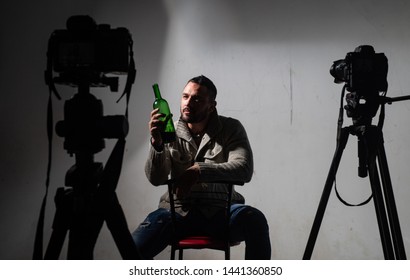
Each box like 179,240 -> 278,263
0,0 -> 169,259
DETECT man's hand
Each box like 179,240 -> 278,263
174,163 -> 201,198
149,108 -> 164,148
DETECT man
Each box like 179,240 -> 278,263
132,75 -> 271,259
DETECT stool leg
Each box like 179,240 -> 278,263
179,248 -> 183,260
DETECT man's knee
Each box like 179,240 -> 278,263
141,208 -> 172,227
242,206 -> 269,230
232,205 -> 269,231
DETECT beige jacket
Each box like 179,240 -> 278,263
145,111 -> 253,217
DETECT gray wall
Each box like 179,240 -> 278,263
1,0 -> 410,259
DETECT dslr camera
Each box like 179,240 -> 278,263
330,45 -> 388,123
330,45 -> 388,94
47,15 -> 133,89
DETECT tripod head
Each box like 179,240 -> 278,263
55,83 -> 129,156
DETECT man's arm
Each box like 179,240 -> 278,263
197,118 -> 253,183
144,144 -> 171,186
144,108 -> 171,186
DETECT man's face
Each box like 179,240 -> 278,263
180,81 -> 216,124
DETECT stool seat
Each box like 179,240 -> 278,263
178,236 -> 240,249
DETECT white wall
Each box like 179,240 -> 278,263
1,0 -> 410,259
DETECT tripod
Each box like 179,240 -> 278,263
303,95 -> 410,260
44,87 -> 140,260
45,149 -> 140,259
35,17 -> 138,258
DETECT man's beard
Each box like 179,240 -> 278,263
180,108 -> 208,124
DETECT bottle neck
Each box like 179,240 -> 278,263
153,84 -> 162,99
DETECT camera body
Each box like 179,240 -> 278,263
47,15 -> 132,87
330,45 -> 388,94
330,45 -> 389,125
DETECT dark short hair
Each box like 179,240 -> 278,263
188,75 -> 217,100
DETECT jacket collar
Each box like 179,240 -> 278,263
176,110 -> 222,150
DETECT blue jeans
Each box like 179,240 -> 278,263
131,204 -> 271,259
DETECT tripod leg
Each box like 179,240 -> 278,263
365,128 -> 395,259
66,194 -> 105,260
44,187 -> 72,259
66,192 -> 140,259
366,154 -> 394,258
104,193 -> 142,259
303,127 -> 350,259
375,130 -> 407,259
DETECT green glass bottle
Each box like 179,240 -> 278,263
152,83 -> 176,143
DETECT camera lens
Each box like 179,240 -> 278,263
330,59 -> 347,83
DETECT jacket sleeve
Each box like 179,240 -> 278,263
144,143 -> 172,186
196,119 -> 253,184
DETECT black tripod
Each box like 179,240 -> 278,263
44,87 -> 140,260
45,150 -> 140,259
34,16 -> 139,259
303,95 -> 410,260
